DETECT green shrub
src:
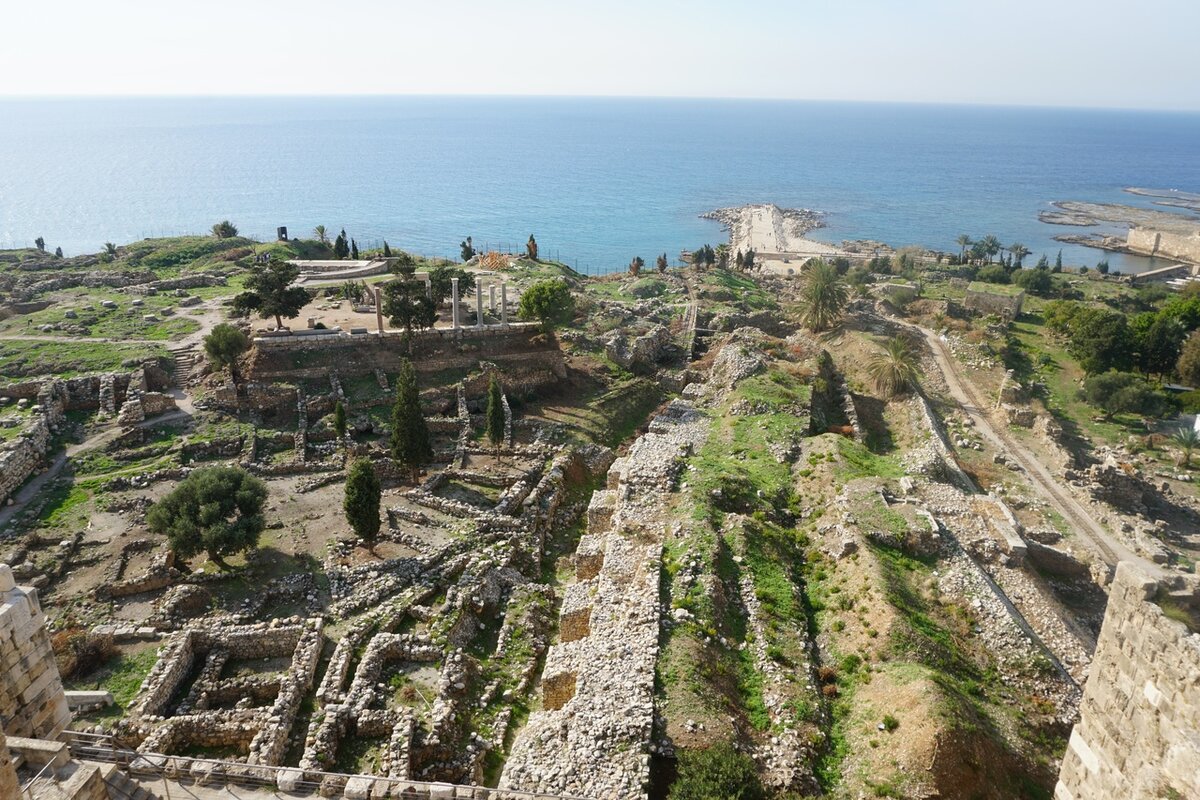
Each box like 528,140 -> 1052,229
671,742 -> 765,800
629,277 -> 667,298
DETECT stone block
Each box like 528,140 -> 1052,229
65,690 -> 114,709
541,671 -> 577,711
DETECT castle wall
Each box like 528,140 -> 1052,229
1054,563 -> 1200,800
1127,227 -> 1200,264
0,565 -> 71,740
0,730 -> 18,799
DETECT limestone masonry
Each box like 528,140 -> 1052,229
0,564 -> 71,740
1055,563 -> 1200,800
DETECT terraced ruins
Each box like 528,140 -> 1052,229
1,232 -> 1198,800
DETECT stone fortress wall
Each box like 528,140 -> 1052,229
0,564 -> 71,740
1127,226 -> 1200,265
1055,562 -> 1200,800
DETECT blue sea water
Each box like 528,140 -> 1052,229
1,96 -> 1199,274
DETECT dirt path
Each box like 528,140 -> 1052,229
914,324 -> 1166,579
0,408 -> 191,537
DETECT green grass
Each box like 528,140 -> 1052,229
121,235 -> 254,272
0,339 -> 170,379
734,369 -> 812,411
0,404 -> 34,442
535,376 -> 663,448
834,436 -> 905,481
66,646 -> 159,724
1156,587 -> 1200,633
967,280 -> 1024,297
703,268 -> 776,310
0,286 -> 203,341
38,484 -> 93,526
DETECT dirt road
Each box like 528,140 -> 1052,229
915,325 -> 1166,579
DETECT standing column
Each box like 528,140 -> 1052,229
489,284 -> 497,314
475,283 -> 484,328
451,278 -> 460,330
501,283 -> 509,326
424,277 -> 432,300
374,286 -> 384,336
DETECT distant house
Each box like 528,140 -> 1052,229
964,281 -> 1024,319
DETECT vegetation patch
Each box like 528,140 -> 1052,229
0,340 -> 169,378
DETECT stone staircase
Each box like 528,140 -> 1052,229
169,346 -> 197,387
98,763 -> 162,800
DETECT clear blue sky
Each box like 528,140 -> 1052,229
4,0 -> 1198,110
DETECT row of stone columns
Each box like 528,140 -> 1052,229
453,277 -> 508,330
374,277 -> 509,335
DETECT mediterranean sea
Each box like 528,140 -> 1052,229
2,96 -> 1198,274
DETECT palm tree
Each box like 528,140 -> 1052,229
867,338 -> 920,398
1009,243 -> 1031,268
979,235 -> 1002,264
314,225 -> 329,244
798,260 -> 849,333
715,243 -> 730,270
1173,426 -> 1199,468
956,235 -> 972,263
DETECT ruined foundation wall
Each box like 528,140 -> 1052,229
1054,563 -> 1200,800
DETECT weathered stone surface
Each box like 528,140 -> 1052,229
0,579 -> 71,739
1055,564 -> 1200,800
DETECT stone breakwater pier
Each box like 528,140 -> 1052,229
500,400 -> 708,799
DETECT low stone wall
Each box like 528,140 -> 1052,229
0,415 -> 51,506
253,321 -> 541,351
128,618 -> 325,769
1055,563 -> 1200,800
0,380 -> 67,506
903,392 -> 974,489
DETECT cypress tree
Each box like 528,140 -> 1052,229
343,458 -> 381,544
351,239 -> 359,260
383,241 -> 392,257
390,359 -> 432,481
333,401 -> 347,439
486,374 -> 505,453
1054,250 -> 1063,272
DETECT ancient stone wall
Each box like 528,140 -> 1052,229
0,565 -> 71,739
964,285 -> 1024,319
500,400 -> 709,799
0,380 -> 68,506
1127,226 -> 1200,264
0,414 -> 51,505
0,730 -> 18,800
1055,563 -> 1200,800
249,323 -> 565,382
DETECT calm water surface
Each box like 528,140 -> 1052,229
1,96 -> 1198,273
